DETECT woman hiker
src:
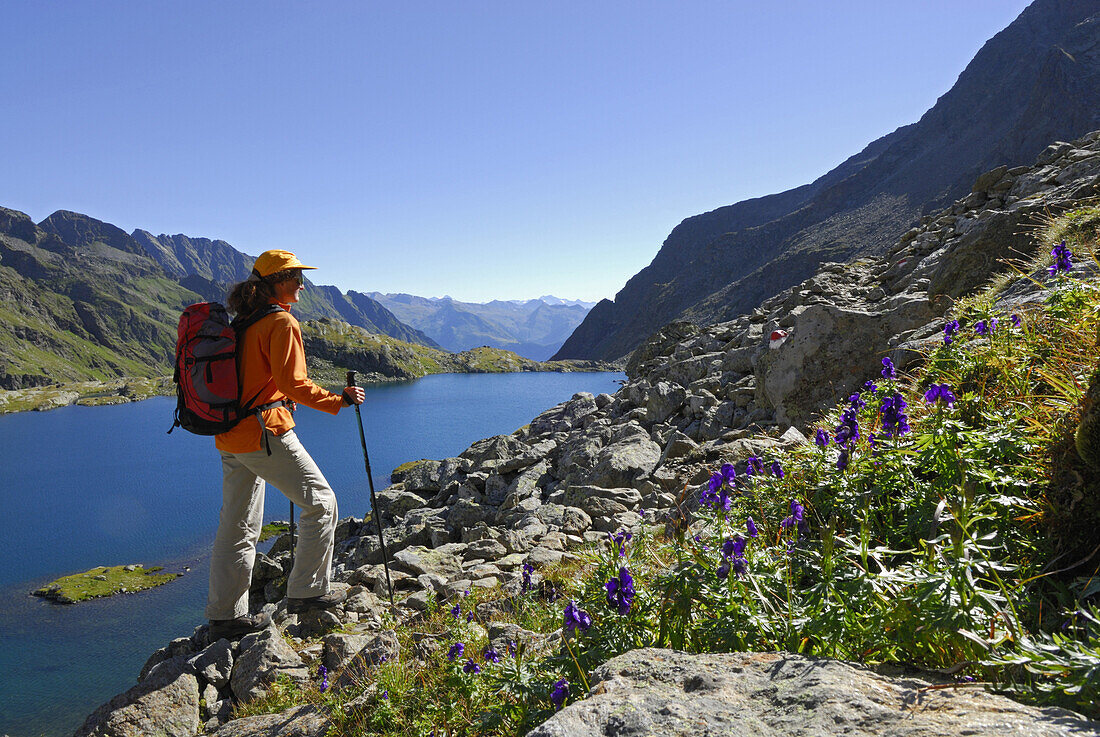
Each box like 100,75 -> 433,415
206,249 -> 366,641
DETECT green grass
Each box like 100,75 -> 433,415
32,564 -> 181,603
260,522 -> 290,542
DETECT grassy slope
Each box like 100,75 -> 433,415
235,210 -> 1100,734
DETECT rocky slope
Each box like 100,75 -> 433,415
73,129 -> 1100,736
555,0 -> 1100,361
368,293 -> 593,360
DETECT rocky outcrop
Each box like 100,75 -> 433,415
526,648 -> 1099,737
555,0 -> 1100,361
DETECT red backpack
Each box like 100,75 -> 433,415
168,302 -> 284,437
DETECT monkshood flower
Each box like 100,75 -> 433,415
868,432 -> 879,456
550,678 -> 569,709
463,659 -> 481,675
881,357 -> 896,379
863,380 -> 878,393
721,536 -> 747,559
483,645 -> 501,663
1011,314 -> 1021,327
563,600 -> 592,634
605,567 -> 636,615
944,320 -> 961,345
834,407 -> 860,447
609,529 -> 633,557
770,460 -> 784,478
507,640 -> 517,657
382,689 -> 389,700
974,320 -> 991,336
814,428 -> 830,448
849,393 -> 866,410
924,383 -> 957,407
700,472 -> 722,506
880,393 -> 911,437
721,462 -> 737,486
447,642 -> 465,661
732,556 -> 748,576
780,499 -> 804,529
318,664 -> 328,693
1050,240 -> 1073,274
521,562 -> 534,593
745,456 -> 764,476
746,516 -> 759,538
450,604 -> 461,619
837,448 -> 850,471
717,560 -> 730,578
466,611 -> 474,623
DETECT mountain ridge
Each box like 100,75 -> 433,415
554,0 -> 1100,361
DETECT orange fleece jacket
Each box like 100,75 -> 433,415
215,304 -> 345,454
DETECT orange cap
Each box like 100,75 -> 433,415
251,249 -> 317,278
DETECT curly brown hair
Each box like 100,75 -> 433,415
226,268 -> 302,317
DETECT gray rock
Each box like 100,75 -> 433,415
405,590 -> 432,611
466,538 -> 509,560
560,506 -> 592,535
659,431 -> 698,463
208,705 -> 329,737
343,585 -> 384,614
391,546 -> 464,579
526,648 -> 1098,737
75,655 -> 200,737
530,394 -> 598,434
187,637 -> 233,689
321,633 -> 374,672
390,458 -> 442,491
335,630 -> 400,688
375,489 -> 428,520
584,423 -> 661,488
645,381 -> 686,424
230,626 -> 308,703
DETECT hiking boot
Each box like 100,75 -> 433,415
208,611 -> 271,640
287,589 -> 346,614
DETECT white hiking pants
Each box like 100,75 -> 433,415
206,429 -> 338,620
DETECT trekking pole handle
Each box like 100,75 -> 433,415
346,370 -> 356,387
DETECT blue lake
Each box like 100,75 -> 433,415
0,370 -> 624,737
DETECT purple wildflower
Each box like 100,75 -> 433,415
605,567 -> 636,615
924,383 -> 957,407
881,357 -> 896,379
507,640 -> 517,657
837,448 -> 850,471
1011,314 -> 1021,328
717,560 -> 730,578
770,460 -> 784,478
483,645 -> 501,663
521,562 -> 534,593
463,659 -> 481,675
609,529 -> 633,556
834,407 -> 860,447
381,689 -> 389,699
814,428 -> 829,448
721,462 -> 737,486
550,678 -> 569,709
974,320 -> 990,336
732,557 -> 748,576
450,604 -> 461,619
466,611 -> 474,623
447,642 -> 465,661
745,456 -> 764,476
849,393 -> 866,410
944,320 -> 961,345
318,664 -> 328,693
746,516 -> 759,538
863,380 -> 878,392
1050,240 -> 1073,274
563,600 -> 592,635
880,393 -> 911,437
781,499 -> 804,529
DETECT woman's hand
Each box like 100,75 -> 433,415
342,386 -> 365,405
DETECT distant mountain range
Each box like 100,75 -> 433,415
367,293 -> 596,361
0,208 -> 442,389
555,0 -> 1100,361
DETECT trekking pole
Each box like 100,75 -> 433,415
347,371 -> 395,606
288,502 -> 295,571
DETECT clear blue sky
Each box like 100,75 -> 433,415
1,1 -> 1033,302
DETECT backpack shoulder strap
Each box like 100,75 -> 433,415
231,304 -> 285,334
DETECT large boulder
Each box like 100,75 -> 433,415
584,423 -> 661,488
74,655 -> 200,737
230,627 -> 309,703
391,545 -> 464,579
526,648 -> 1097,737
208,705 -> 329,737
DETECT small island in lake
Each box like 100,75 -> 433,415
32,564 -> 181,604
